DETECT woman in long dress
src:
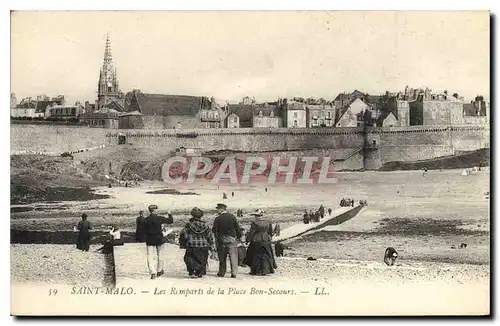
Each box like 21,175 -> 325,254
76,213 -> 92,251
244,212 -> 278,276
178,207 -> 216,278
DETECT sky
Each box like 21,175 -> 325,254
11,11 -> 490,105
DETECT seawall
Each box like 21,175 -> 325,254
10,124 -> 489,170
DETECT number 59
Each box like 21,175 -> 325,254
49,289 -> 58,296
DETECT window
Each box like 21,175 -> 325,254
72,108 -> 76,115
293,112 -> 298,118
233,117 -> 238,123
215,113 -> 219,119
108,87 -> 112,92
293,120 -> 298,127
258,110 -> 263,117
327,111 -> 332,119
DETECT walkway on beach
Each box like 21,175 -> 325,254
114,206 -> 361,281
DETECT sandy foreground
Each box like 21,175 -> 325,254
11,243 -> 490,316
11,169 -> 490,315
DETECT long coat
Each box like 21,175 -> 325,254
76,220 -> 92,251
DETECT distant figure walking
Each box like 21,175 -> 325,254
212,203 -> 243,278
231,192 -> 234,197
265,187 -> 268,193
178,207 -> 216,278
76,213 -> 92,252
135,210 -> 147,243
145,204 -> 174,279
384,247 -> 398,266
223,193 -> 228,200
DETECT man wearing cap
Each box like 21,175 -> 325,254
212,203 -> 243,278
145,204 -> 174,279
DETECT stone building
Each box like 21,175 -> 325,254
198,97 -> 227,128
335,98 -> 371,127
226,113 -> 240,128
240,96 -> 256,105
122,92 -> 213,129
253,105 -> 283,128
409,94 -> 463,126
80,107 -> 119,128
306,103 -> 335,127
376,111 -> 398,127
11,99 -> 36,118
11,96 -> 65,118
226,104 -> 254,128
284,100 -> 307,128
46,103 -> 84,120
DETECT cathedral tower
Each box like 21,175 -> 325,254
97,34 -> 121,109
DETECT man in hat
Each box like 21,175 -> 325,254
212,203 -> 243,278
145,204 -> 174,279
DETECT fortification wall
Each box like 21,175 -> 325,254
111,128 -> 365,153
11,124 -> 489,171
365,125 -> 489,167
10,125 -> 109,154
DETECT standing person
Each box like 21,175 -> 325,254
212,203 -> 243,278
135,210 -> 147,243
319,205 -> 325,219
244,212 -> 278,276
76,213 -> 92,252
314,211 -> 320,223
303,210 -> 310,224
145,204 -> 174,279
231,191 -> 234,198
178,207 -> 216,278
327,208 -> 332,216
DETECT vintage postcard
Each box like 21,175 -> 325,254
10,11 -> 490,316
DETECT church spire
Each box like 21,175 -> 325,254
97,33 -> 121,110
104,34 -> 112,64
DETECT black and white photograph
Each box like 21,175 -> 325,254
9,10 -> 490,316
